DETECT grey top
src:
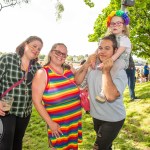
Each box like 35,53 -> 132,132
87,59 -> 128,122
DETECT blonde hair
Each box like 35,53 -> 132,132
44,43 -> 67,66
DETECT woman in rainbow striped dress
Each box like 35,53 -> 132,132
32,43 -> 82,150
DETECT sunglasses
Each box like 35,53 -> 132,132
110,21 -> 124,27
52,50 -> 68,58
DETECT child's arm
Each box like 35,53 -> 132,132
98,46 -> 126,69
111,46 -> 126,62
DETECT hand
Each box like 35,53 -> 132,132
86,53 -> 97,69
49,121 -> 63,138
97,63 -> 104,70
0,101 -> 5,116
102,58 -> 113,73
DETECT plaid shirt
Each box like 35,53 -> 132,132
0,53 -> 41,117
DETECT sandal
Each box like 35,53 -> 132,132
93,143 -> 99,150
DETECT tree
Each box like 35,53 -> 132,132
66,55 -> 73,62
0,0 -> 30,11
77,55 -> 84,62
0,0 -> 94,20
88,0 -> 150,59
39,54 -> 45,60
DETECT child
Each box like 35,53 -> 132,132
96,10 -> 131,102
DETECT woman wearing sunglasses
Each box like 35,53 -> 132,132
32,43 -> 82,150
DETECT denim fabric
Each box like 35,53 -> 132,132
126,68 -> 136,99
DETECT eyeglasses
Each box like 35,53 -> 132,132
52,50 -> 68,58
110,21 -> 124,27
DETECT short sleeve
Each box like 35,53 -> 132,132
120,36 -> 131,48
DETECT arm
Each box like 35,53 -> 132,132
112,36 -> 131,62
111,46 -> 126,61
70,63 -> 77,74
102,58 -> 120,102
32,69 -> 63,137
75,53 -> 97,84
75,62 -> 89,85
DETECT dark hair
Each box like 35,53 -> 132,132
16,36 -> 43,61
44,43 -> 67,66
80,59 -> 86,65
101,34 -> 118,51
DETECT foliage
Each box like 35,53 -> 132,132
39,54 -> 45,60
1,0 -> 149,58
23,82 -> 150,150
77,55 -> 85,62
55,0 -> 64,21
53,0 -> 95,21
66,55 -> 73,62
83,0 -> 94,8
88,0 -> 150,59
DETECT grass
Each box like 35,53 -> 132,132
23,82 -> 150,150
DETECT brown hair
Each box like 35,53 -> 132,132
100,34 -> 118,53
44,43 -> 67,66
16,36 -> 43,61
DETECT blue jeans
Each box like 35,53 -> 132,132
0,114 -> 30,150
126,68 -> 136,99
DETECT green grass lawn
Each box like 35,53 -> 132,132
23,82 -> 150,150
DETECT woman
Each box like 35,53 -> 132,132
0,36 -> 43,150
75,34 -> 128,150
32,43 -> 82,150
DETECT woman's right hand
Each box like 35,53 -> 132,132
0,101 -> 5,116
49,121 -> 63,138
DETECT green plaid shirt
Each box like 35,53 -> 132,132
0,53 -> 41,117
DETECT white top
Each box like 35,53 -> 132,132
116,35 -> 131,69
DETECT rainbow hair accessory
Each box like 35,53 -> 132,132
107,10 -> 130,27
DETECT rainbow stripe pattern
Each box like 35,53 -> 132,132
42,66 -> 82,149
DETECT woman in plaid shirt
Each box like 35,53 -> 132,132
0,36 -> 43,150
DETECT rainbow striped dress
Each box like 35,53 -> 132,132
42,66 -> 82,150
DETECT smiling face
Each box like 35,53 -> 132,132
109,16 -> 125,35
24,40 -> 43,60
97,39 -> 116,62
50,44 -> 68,66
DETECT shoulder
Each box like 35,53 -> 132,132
64,68 -> 74,77
119,35 -> 131,47
121,35 -> 131,43
0,52 -> 15,58
31,61 -> 42,72
34,68 -> 47,80
33,61 -> 42,68
0,53 -> 18,61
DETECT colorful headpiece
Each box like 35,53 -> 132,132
107,10 -> 130,27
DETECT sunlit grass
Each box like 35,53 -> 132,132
23,82 -> 150,150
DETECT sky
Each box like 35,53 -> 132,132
0,0 -> 110,56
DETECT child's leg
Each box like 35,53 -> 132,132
95,90 -> 106,103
